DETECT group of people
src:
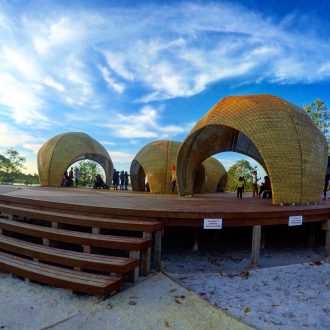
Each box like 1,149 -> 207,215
236,170 -> 272,199
112,169 -> 130,190
61,167 -> 80,187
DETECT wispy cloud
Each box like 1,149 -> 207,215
101,106 -> 187,139
109,151 -> 135,164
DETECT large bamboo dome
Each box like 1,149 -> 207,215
177,94 -> 328,205
37,132 -> 113,187
130,140 -> 227,194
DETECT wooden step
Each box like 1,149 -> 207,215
0,219 -> 152,250
0,203 -> 163,232
0,251 -> 123,295
0,236 -> 139,274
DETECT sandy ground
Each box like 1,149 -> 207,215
163,247 -> 330,330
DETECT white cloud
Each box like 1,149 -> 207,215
98,65 -> 125,93
102,106 -> 186,139
43,77 -> 65,92
0,73 -> 49,126
109,151 -> 134,164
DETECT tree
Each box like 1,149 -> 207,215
304,99 -> 329,138
227,160 -> 254,192
0,148 -> 26,183
77,160 -> 104,186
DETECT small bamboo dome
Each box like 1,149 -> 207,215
37,132 -> 113,187
130,140 -> 227,194
203,157 -> 227,193
177,94 -> 328,205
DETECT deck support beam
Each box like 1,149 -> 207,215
250,225 -> 261,268
129,250 -> 140,282
153,230 -> 162,271
192,228 -> 199,252
322,220 -> 330,257
141,232 -> 151,275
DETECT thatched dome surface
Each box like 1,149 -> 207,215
177,94 -> 328,204
38,132 -> 113,187
130,140 -> 227,194
203,157 -> 227,193
130,140 -> 180,193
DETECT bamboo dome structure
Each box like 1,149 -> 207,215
177,94 -> 328,205
130,140 -> 227,194
38,132 -> 113,187
202,157 -> 227,193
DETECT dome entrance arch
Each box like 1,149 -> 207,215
177,95 -> 328,205
38,132 -> 113,188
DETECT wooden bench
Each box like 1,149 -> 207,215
0,203 -> 163,273
0,235 -> 139,275
0,219 -> 151,250
0,203 -> 162,233
0,251 -> 122,296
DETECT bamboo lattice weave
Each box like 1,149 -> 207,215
177,94 -> 328,205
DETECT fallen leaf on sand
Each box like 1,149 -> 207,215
129,301 -> 137,305
180,295 -> 185,299
240,271 -> 250,279
165,320 -> 170,327
311,260 -> 322,266
170,288 -> 177,292
244,307 -> 251,314
272,304 -> 280,307
199,292 -> 206,296
175,298 -> 182,304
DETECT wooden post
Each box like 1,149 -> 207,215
154,230 -> 162,271
83,245 -> 91,253
92,227 -> 100,234
261,227 -> 266,249
322,220 -> 330,257
141,232 -> 151,275
250,225 -> 261,268
308,222 -> 316,245
129,250 -> 140,282
192,228 -> 199,252
43,238 -> 50,246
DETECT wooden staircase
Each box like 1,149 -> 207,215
0,197 -> 163,296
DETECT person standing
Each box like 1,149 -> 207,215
74,168 -> 80,187
236,176 -> 244,199
252,170 -> 260,198
120,170 -> 125,190
69,167 -> 74,186
171,162 -> 176,193
323,156 -> 330,200
124,171 -> 130,190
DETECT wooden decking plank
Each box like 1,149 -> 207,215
0,252 -> 123,294
0,203 -> 163,232
0,236 -> 139,272
0,219 -> 152,250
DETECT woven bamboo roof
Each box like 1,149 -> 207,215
130,140 -> 227,194
177,94 -> 328,205
37,132 -> 113,187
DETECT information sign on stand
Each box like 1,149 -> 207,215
203,218 -> 222,229
288,215 -> 303,226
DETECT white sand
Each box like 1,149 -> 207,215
164,248 -> 330,329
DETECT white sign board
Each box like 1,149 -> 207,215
204,218 -> 223,229
288,215 -> 303,226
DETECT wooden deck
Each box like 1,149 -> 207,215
0,186 -> 329,226
0,185 -> 330,272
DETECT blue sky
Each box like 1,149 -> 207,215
1,0 -> 330,175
